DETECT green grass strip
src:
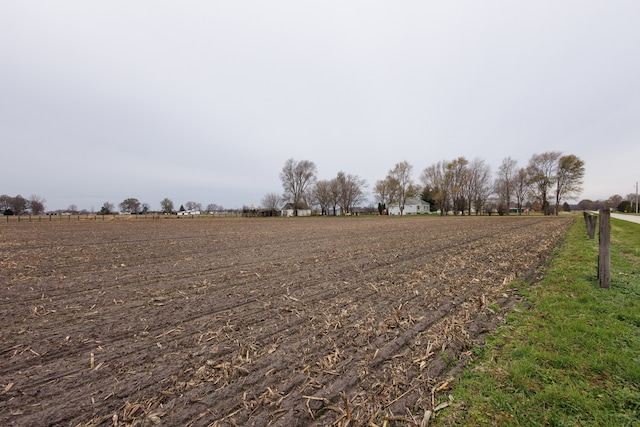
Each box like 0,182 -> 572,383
435,217 -> 640,426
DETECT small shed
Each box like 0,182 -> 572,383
281,202 -> 311,217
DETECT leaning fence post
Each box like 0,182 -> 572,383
598,208 -> 611,289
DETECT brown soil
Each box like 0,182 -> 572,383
0,215 -> 572,426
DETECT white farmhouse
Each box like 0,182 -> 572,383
388,197 -> 431,215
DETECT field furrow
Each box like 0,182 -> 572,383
0,216 -> 571,426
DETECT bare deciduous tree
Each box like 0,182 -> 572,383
373,178 -> 395,214
527,151 -> 561,215
28,195 -> 46,215
0,195 -> 12,213
329,178 -> 341,216
185,201 -> 202,211
160,198 -> 174,214
465,158 -> 491,215
99,202 -> 115,215
279,158 -> 317,216
261,193 -> 281,212
9,195 -> 28,215
206,203 -> 223,213
336,171 -> 367,215
495,157 -> 517,215
446,157 -> 469,215
554,154 -> 585,215
119,198 -> 141,214
312,180 -> 333,216
421,161 -> 449,215
513,167 -> 530,215
607,194 -> 623,209
387,161 -> 415,216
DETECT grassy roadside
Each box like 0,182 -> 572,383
434,216 -> 640,426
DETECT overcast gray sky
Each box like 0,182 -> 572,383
2,1 -> 639,211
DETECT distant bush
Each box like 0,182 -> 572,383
618,200 -> 631,212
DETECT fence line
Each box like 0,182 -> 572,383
1,212 -> 245,223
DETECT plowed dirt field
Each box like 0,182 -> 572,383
1,215 -> 572,426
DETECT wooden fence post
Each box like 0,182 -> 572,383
583,211 -> 596,239
598,208 -> 611,289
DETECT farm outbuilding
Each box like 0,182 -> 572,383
177,210 -> 200,216
281,202 -> 311,217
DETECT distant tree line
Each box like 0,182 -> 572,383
7,151 -> 638,217
578,193 -> 639,213
417,152 -> 585,216
272,158 -> 368,216
269,151 -> 588,216
0,194 -> 228,216
97,199 -> 226,215
96,199 -> 227,216
0,194 -> 46,215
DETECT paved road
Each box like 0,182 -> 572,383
611,212 -> 640,224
